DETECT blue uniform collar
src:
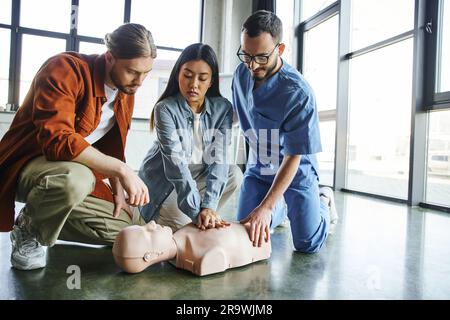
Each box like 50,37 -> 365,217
176,93 -> 211,118
245,59 -> 285,95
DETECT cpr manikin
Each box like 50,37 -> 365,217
112,221 -> 271,276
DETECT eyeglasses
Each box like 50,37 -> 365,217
236,43 -> 280,65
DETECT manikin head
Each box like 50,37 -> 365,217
112,221 -> 177,273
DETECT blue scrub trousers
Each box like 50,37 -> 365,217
236,174 -> 330,253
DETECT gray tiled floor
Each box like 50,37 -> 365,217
1,191 -> 450,300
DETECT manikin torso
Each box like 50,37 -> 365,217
112,221 -> 271,276
173,223 -> 271,276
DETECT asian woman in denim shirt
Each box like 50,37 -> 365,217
139,43 -> 243,232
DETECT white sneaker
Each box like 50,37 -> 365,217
320,187 -> 339,225
10,212 -> 46,270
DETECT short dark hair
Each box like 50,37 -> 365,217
242,10 -> 283,43
105,23 -> 157,59
150,43 -> 221,131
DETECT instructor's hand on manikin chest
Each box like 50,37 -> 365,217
240,206 -> 272,247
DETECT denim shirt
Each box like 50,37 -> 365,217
139,93 -> 233,223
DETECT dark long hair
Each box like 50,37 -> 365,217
150,43 -> 222,130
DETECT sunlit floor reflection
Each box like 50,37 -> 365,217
1,191 -> 450,299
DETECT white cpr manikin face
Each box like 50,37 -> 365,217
141,221 -> 174,254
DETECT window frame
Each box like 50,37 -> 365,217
298,1 -> 339,188
1,0 -> 204,112
296,0 -> 450,212
424,0 -> 450,110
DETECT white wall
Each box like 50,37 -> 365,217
203,0 -> 252,73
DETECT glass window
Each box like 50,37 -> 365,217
77,0 -> 124,38
0,0 -> 11,24
318,120 -> 336,186
300,0 -> 335,21
130,0 -> 201,49
20,35 -> 66,104
79,41 -> 106,55
425,110 -> 450,207
133,49 -> 180,119
0,28 -> 10,107
276,0 -> 295,65
303,14 -> 338,112
156,49 -> 182,61
437,0 -> 450,93
346,39 -> 413,199
350,0 -> 415,51
20,0 -> 71,32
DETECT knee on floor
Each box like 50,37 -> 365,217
293,239 -> 323,254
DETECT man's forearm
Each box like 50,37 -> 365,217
73,146 -> 125,178
260,155 -> 301,210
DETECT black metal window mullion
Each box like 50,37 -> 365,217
199,0 -> 205,42
407,0 -> 428,207
253,0 -> 276,13
8,0 -> 21,109
423,0 -> 439,109
125,0 -> 203,53
6,0 -> 75,108
71,0 -> 130,53
70,0 -> 204,54
77,35 -> 104,44
345,30 -> 414,60
434,92 -> 450,109
296,0 -> 450,211
297,2 -> 339,73
424,0 -> 450,110
297,1 -> 340,189
124,0 -> 131,23
70,0 -> 79,52
435,0 -> 444,92
434,0 -> 450,107
11,26 -> 71,108
418,0 -> 450,210
296,23 -> 303,72
17,27 -> 71,40
3,0 -> 205,109
300,1 -> 339,32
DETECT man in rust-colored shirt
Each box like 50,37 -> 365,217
0,23 -> 156,270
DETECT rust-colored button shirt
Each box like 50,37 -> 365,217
0,52 -> 134,231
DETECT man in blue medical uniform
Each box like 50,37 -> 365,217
232,10 -> 337,253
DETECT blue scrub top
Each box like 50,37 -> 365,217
232,60 -> 322,187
